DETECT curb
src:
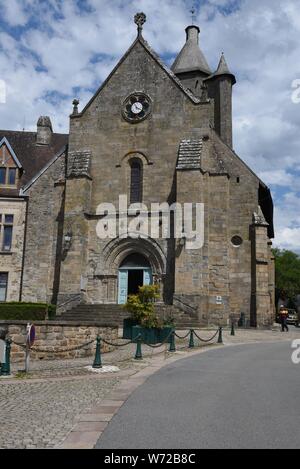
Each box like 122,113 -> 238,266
57,343 -> 222,449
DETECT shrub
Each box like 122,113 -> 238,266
0,303 -> 56,321
124,285 -> 161,329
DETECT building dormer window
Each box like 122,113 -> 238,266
0,138 -> 21,187
8,168 -> 17,185
0,167 -> 17,186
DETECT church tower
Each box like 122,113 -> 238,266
171,25 -> 211,96
205,53 -> 236,148
172,24 -> 236,148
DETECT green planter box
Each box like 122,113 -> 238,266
123,318 -> 139,340
159,326 -> 174,343
132,325 -> 174,345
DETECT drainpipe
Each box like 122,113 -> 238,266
19,196 -> 29,302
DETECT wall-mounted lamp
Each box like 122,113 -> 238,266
178,234 -> 186,247
63,231 -> 73,253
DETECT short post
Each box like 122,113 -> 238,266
217,327 -> 223,344
0,338 -> 6,376
231,321 -> 235,336
1,339 -> 11,376
93,336 -> 102,369
169,331 -> 176,352
135,335 -> 142,360
189,329 -> 195,348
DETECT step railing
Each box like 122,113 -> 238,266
173,295 -> 198,317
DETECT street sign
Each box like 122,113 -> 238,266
25,324 -> 35,373
216,296 -> 223,305
27,324 -> 35,348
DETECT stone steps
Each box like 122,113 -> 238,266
58,303 -> 202,328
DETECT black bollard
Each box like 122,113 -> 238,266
1,338 -> 11,376
169,331 -> 176,352
217,327 -> 223,344
135,335 -> 143,360
93,336 -> 102,369
189,329 -> 195,348
231,321 -> 235,336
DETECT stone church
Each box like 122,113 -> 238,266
0,14 -> 275,327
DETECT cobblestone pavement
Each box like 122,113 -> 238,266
1,326 -> 299,449
0,376 -> 120,449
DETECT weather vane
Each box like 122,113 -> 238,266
190,6 -> 196,25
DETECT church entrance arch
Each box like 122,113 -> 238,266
118,253 -> 152,304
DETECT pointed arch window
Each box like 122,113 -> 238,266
130,158 -> 143,204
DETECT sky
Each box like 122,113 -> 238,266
0,0 -> 300,253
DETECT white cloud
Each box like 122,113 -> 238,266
0,0 -> 29,27
275,228 -> 300,251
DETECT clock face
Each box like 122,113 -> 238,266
131,102 -> 143,115
123,93 -> 151,123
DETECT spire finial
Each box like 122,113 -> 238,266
72,99 -> 79,115
134,12 -> 146,36
190,6 -> 196,25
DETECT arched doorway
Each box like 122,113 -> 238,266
118,253 -> 152,304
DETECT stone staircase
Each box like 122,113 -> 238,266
58,303 -> 201,329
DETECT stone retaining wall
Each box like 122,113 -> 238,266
0,321 -> 118,362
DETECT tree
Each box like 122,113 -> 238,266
272,248 -> 300,303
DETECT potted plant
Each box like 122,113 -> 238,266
123,285 -> 174,344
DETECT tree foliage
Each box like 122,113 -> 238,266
272,248 -> 300,301
124,285 -> 161,329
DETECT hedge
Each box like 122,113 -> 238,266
0,303 -> 56,321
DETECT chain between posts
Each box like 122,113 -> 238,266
142,330 -> 174,349
5,326 -> 227,373
11,339 -> 95,354
174,331 -> 191,339
193,329 -> 219,343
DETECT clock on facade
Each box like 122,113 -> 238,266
122,93 -> 151,123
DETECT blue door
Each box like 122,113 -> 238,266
143,268 -> 153,286
118,270 -> 128,304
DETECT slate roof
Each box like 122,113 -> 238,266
0,130 -> 68,192
204,53 -> 236,85
171,26 -> 211,76
177,139 -> 202,170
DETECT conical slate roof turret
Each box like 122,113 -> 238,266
171,25 -> 211,75
211,52 -> 236,84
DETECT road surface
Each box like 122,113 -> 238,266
96,341 -> 300,449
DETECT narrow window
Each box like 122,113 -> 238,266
130,159 -> 143,204
0,168 -> 5,184
0,273 -> 8,302
8,168 -> 16,185
2,215 -> 13,251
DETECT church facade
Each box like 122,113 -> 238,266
0,14 -> 275,327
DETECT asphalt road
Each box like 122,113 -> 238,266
96,341 -> 300,449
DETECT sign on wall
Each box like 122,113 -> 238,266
216,296 -> 223,305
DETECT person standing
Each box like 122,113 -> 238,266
279,306 -> 289,332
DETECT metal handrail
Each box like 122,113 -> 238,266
56,294 -> 81,309
173,295 -> 198,313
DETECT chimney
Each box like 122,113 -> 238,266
36,116 -> 53,145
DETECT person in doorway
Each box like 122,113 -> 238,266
279,305 -> 289,332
